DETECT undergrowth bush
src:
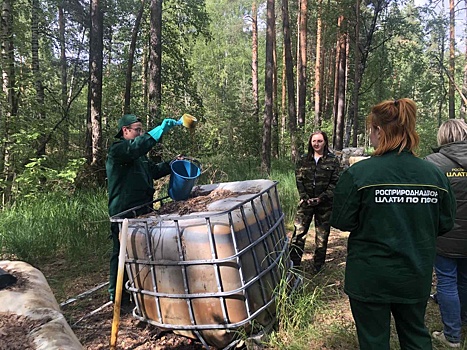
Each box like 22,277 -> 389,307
12,156 -> 86,199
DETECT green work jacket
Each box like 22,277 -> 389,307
106,133 -> 171,217
330,149 -> 456,304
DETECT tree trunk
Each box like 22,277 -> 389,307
87,0 -> 104,182
438,28 -> 446,127
281,41 -> 287,154
343,32 -> 350,147
332,16 -> 340,147
333,15 -> 347,151
1,0 -> 17,204
149,0 -> 163,124
297,0 -> 307,127
323,42 -> 335,121
1,0 -> 17,115
461,0 -> 467,119
262,0 -> 274,174
58,2 -> 69,152
142,39 -> 149,122
252,0 -> 259,123
449,0 -> 455,118
322,0 -> 333,122
31,0 -> 46,157
124,0 -> 146,114
314,0 -> 322,128
272,15 -> 279,159
351,0 -> 360,147
281,0 -> 298,162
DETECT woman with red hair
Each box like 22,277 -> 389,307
331,98 -> 456,350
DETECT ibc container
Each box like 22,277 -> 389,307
111,179 -> 292,349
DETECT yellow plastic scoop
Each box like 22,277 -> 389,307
176,113 -> 198,129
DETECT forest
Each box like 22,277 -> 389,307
1,0 -> 466,205
1,1 -> 466,347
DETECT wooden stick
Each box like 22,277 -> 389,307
109,218 -> 129,350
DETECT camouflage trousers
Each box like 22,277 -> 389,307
290,202 -> 332,268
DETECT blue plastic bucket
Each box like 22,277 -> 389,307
168,159 -> 201,201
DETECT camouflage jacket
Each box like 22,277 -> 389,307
295,152 -> 340,203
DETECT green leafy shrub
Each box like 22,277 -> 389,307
13,157 -> 86,199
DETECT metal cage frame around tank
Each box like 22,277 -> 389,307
110,181 -> 296,349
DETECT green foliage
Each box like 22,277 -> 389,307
188,0 -> 262,158
2,0 -> 461,210
348,1 -> 454,149
0,189 -> 109,265
13,157 -> 86,199
417,117 -> 439,158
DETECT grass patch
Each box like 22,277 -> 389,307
0,189 -> 109,266
269,275 -> 323,349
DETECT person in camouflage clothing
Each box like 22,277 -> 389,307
291,130 -> 340,271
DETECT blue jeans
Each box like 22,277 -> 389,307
434,254 -> 467,343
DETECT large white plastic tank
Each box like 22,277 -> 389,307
113,179 -> 291,348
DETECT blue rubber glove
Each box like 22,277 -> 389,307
148,118 -> 178,142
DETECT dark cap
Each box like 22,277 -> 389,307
115,114 -> 141,138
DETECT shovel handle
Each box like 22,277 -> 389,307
110,218 -> 129,350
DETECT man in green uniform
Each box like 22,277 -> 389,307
106,114 -> 177,303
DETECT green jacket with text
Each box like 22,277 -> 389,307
330,149 -> 456,303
